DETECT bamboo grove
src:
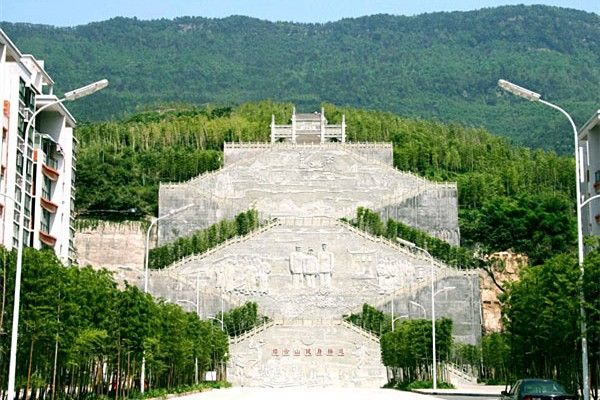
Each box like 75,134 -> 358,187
350,207 -> 485,269
148,209 -> 260,270
346,304 -> 454,387
440,251 -> 600,395
0,247 -> 229,400
76,101 -> 575,225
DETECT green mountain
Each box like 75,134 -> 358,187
3,5 -> 599,153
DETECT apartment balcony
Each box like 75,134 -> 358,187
41,156 -> 60,181
39,230 -> 57,247
40,196 -> 58,214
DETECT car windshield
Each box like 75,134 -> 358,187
521,381 -> 567,394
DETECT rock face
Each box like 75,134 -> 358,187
480,251 -> 527,333
158,143 -> 459,246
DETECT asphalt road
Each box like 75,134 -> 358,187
436,395 -> 500,400
172,387 -> 444,400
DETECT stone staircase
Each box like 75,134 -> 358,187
445,362 -> 479,385
160,214 -> 472,278
167,218 -> 282,273
160,142 -> 456,232
228,317 -> 381,346
230,319 -> 278,345
339,319 -> 380,344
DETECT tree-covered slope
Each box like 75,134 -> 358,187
75,101 -> 577,262
3,5 -> 600,153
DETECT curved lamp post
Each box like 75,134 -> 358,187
141,203 -> 193,393
498,79 -> 590,400
391,314 -> 408,332
399,237 -> 455,390
409,300 -> 426,318
7,79 -> 108,400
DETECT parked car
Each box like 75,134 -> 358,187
501,379 -> 576,400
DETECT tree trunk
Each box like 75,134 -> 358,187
25,339 -> 35,400
0,254 -> 7,337
115,348 -> 120,400
51,338 -> 58,400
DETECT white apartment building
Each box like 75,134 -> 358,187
579,110 -> 600,242
0,29 -> 76,263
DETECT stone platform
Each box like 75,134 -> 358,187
227,319 -> 387,388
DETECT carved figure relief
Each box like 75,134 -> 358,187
289,246 -> 305,288
256,257 -> 271,294
289,244 -> 335,290
303,249 -> 318,288
317,243 -> 334,288
348,248 -> 377,278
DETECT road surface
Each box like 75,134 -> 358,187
173,387 -> 445,400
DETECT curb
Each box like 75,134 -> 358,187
412,389 -> 501,397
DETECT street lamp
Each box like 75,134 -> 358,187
6,79 -> 108,400
409,300 -> 426,318
498,79 -> 590,400
398,237 -> 454,391
207,315 -> 224,332
174,273 -> 201,385
391,314 -> 408,332
141,203 -> 193,393
207,282 -> 245,333
143,203 -> 194,292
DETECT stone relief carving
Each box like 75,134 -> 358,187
303,248 -> 318,288
289,246 -> 304,288
289,244 -> 335,290
317,243 -> 334,289
228,323 -> 387,388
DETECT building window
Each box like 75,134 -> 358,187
17,116 -> 25,138
24,200 -> 31,218
42,176 -> 52,200
14,187 -> 21,204
26,160 -> 33,178
18,79 -> 26,102
25,87 -> 35,110
41,209 -> 51,233
16,151 -> 23,170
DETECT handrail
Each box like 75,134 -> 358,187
163,219 -> 281,271
340,319 -> 380,344
158,214 -> 472,272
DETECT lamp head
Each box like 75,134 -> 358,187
498,79 -> 541,102
64,79 -> 108,101
396,237 -> 416,248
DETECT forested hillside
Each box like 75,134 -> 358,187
76,101 -> 577,263
3,5 -> 600,153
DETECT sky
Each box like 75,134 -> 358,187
1,0 -> 598,26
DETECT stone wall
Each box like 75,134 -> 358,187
159,143 -> 458,245
148,216 -> 481,344
74,220 -> 148,284
223,142 -> 393,166
228,320 -> 387,388
378,184 -> 460,245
